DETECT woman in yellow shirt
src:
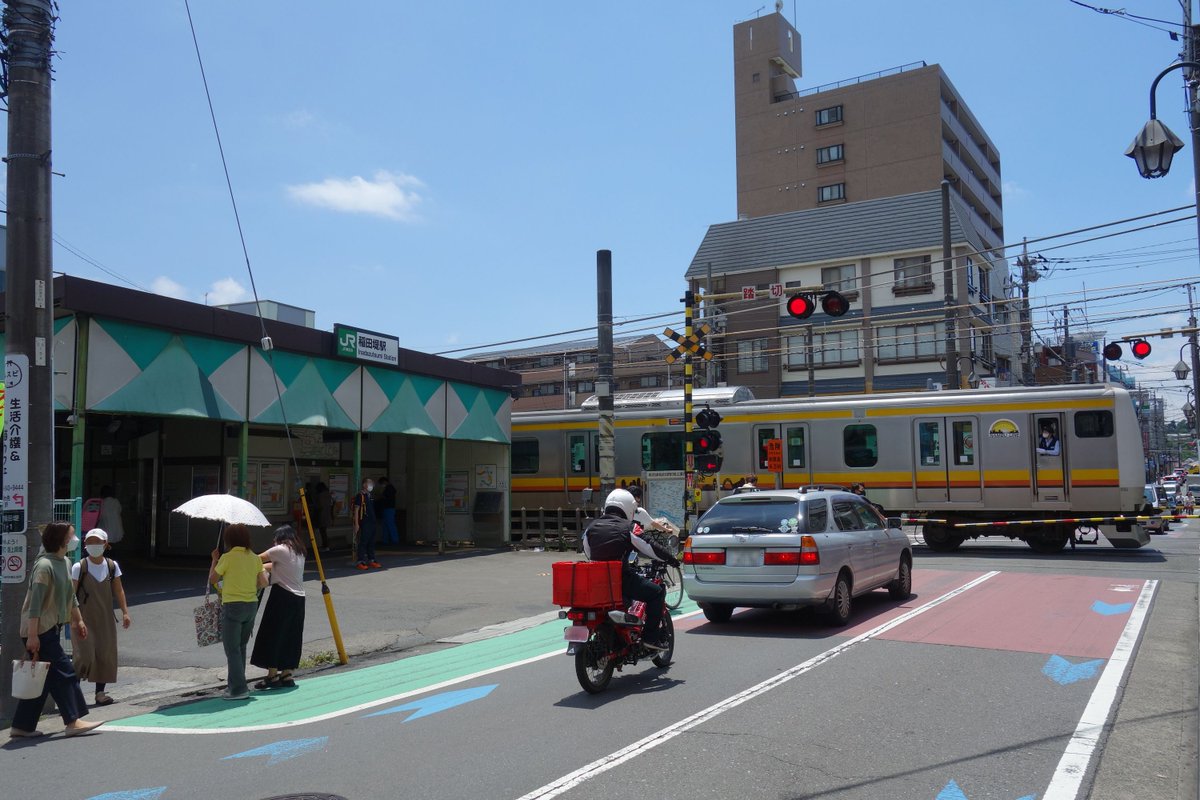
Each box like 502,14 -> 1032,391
208,523 -> 267,700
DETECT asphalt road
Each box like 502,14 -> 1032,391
1,524 -> 1196,800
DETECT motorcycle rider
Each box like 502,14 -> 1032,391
582,488 -> 680,651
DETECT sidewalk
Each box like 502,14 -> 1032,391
6,544 -> 583,726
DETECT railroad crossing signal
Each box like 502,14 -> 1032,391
785,291 -> 850,320
1131,340 -> 1152,359
1103,339 -> 1152,360
693,404 -> 723,474
663,324 -> 713,364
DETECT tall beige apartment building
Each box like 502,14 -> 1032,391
733,13 -> 1003,249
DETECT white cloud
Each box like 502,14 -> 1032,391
207,277 -> 248,306
1002,180 -> 1030,201
152,276 -> 189,300
286,170 -> 425,222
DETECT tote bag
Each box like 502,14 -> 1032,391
193,590 -> 223,647
11,658 -> 50,700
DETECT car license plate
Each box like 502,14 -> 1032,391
726,548 -> 763,567
563,625 -> 590,642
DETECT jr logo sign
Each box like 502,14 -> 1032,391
337,330 -> 357,358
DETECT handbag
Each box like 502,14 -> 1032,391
11,657 -> 50,700
193,589 -> 223,647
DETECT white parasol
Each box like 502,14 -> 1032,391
172,494 -> 270,527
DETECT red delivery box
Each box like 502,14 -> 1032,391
552,561 -> 623,607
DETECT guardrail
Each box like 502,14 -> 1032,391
511,506 -> 600,550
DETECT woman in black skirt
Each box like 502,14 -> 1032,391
251,525 -> 306,689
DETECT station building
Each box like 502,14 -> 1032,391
3,276 -> 520,556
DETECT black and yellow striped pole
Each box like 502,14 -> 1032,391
683,290 -> 695,535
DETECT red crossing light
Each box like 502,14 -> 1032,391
1131,340 -> 1153,359
786,294 -> 816,319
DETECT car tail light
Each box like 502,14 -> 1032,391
684,549 -> 726,565
799,535 -> 819,565
763,550 -> 801,565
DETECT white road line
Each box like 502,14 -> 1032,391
515,570 -> 1001,800
1041,579 -> 1158,800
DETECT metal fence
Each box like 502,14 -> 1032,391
510,506 -> 599,551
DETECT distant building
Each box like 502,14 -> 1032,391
465,334 -> 673,412
219,299 -> 315,329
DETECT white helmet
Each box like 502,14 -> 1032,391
603,488 -> 638,521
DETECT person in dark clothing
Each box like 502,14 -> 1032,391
377,477 -> 399,545
351,478 -> 380,570
582,488 -> 680,651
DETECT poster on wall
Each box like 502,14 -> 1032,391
328,472 -> 350,518
445,471 -> 469,514
258,461 -> 287,513
475,464 -> 497,489
228,462 -> 260,506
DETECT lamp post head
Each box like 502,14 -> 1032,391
1174,359 -> 1192,381
1126,118 -> 1186,178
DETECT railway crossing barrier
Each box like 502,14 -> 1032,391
510,506 -> 599,550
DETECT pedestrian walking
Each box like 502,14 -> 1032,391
10,521 -> 104,739
251,525 -> 306,689
351,478 -> 380,570
70,528 -> 131,707
208,523 -> 267,700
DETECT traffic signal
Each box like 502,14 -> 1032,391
695,407 -> 722,429
693,428 -> 723,453
1131,339 -> 1152,359
786,294 -> 816,319
1102,342 -> 1123,361
821,291 -> 849,317
693,404 -> 723,473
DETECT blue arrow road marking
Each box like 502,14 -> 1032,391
1043,654 -> 1104,685
364,683 -> 497,721
223,736 -> 328,765
85,790 -> 167,800
1092,600 -> 1133,616
936,781 -> 1034,800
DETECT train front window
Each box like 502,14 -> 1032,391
641,431 -> 685,471
511,439 -> 539,474
1075,411 -> 1114,438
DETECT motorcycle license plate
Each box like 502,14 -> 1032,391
563,625 -> 590,643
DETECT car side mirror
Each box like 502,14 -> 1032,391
887,517 -> 903,529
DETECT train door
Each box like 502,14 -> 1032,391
912,417 -> 982,503
1032,412 -> 1068,503
751,424 -> 813,489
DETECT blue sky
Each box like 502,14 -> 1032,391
23,1 -> 1200,416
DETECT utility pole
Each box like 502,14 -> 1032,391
1062,304 -> 1075,383
1015,239 -> 1039,386
1,0 -> 56,723
596,251 -> 615,502
941,181 -> 959,389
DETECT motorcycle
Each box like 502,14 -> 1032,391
559,559 -> 675,694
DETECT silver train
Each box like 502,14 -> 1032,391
511,384 -> 1151,552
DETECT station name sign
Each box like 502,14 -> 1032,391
335,324 -> 399,366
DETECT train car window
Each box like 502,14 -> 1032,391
757,428 -> 776,469
641,432 -> 685,471
511,439 -> 540,474
804,498 -> 829,533
832,501 -> 863,531
843,424 -> 878,467
1074,411 -> 1114,438
568,434 -> 587,473
786,427 -> 806,468
918,422 -> 941,465
952,421 -> 975,465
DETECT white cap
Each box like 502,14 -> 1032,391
85,528 -> 109,542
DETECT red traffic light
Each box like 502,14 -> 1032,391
694,429 -> 723,453
1131,339 -> 1152,359
821,291 -> 849,317
786,294 -> 815,319
1102,342 -> 1123,361
696,453 -> 723,474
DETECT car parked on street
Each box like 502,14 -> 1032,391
1143,484 -> 1169,534
681,487 -> 913,626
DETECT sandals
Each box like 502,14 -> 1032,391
253,676 -> 281,690
277,674 -> 296,688
94,693 -> 114,707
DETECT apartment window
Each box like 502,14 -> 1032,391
893,255 -> 933,293
821,264 -> 856,294
531,383 -> 561,396
966,259 -> 977,295
817,183 -> 845,203
786,330 -> 860,368
536,356 -> 556,367
981,332 -> 994,364
737,338 -> 770,373
815,105 -> 843,126
876,322 -> 946,363
979,267 -> 992,304
816,143 -> 844,164
638,375 -> 663,388
575,380 -> 594,393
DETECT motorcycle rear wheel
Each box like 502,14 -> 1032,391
575,627 -> 616,694
652,612 -> 675,668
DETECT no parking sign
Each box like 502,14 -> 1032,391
1,532 -> 26,583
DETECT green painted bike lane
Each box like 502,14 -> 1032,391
108,600 -> 701,734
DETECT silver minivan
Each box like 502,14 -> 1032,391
682,488 -> 912,626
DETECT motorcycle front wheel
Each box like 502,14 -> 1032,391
652,611 -> 675,668
575,625 -> 616,694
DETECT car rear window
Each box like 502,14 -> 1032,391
694,498 -> 803,535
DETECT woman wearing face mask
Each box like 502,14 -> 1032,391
70,528 -> 131,706
11,522 -> 104,738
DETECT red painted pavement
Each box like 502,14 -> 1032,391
876,572 -> 1145,658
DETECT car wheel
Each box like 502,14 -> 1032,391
825,573 -> 852,626
701,603 -> 734,624
888,556 -> 912,600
